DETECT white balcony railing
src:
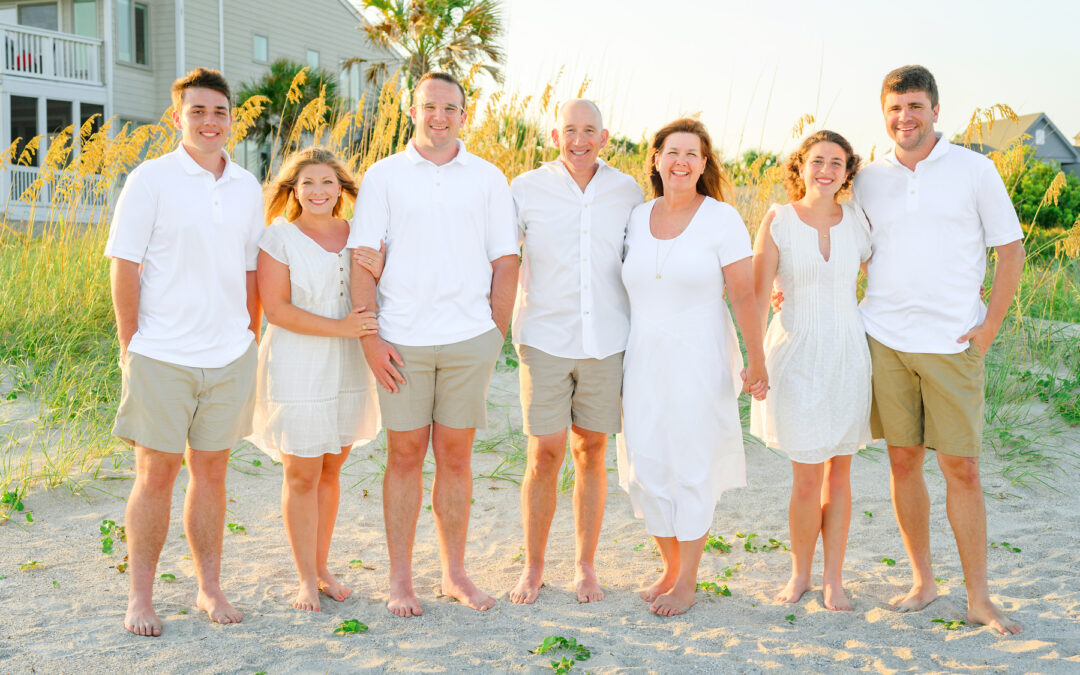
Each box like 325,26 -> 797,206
1,23 -> 103,85
6,165 -> 111,211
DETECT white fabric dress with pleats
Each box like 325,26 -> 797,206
617,197 -> 751,541
750,202 -> 872,464
248,219 -> 380,460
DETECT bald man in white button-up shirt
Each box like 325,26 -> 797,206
507,100 -> 643,605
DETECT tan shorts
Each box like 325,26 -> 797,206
517,345 -> 623,436
113,343 -> 257,453
868,336 -> 985,457
379,328 -> 503,432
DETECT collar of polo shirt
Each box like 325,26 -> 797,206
404,138 -> 470,167
883,132 -> 951,168
173,144 -> 241,180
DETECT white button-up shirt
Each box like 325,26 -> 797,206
348,140 -> 518,347
104,145 -> 264,368
511,159 -> 644,359
855,135 -> 1023,354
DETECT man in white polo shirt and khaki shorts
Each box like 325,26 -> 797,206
349,72 -> 519,617
106,68 -> 264,636
507,99 -> 643,605
856,65 -> 1024,635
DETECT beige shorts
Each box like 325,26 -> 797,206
517,345 -> 623,436
113,342 -> 257,453
868,336 -> 985,457
379,328 -> 503,432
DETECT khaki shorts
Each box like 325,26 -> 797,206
868,336 -> 985,457
517,345 -> 623,436
379,328 -> 503,432
113,342 -> 257,453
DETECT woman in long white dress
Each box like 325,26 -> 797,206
749,131 -> 870,611
250,147 -> 383,611
618,118 -> 768,616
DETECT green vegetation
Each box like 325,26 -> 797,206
531,636 -> 591,673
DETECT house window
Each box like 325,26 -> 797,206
17,2 -> 58,31
1035,129 -> 1046,146
306,49 -> 319,70
10,95 -> 39,167
73,0 -> 97,38
253,35 -> 268,63
117,0 -> 149,66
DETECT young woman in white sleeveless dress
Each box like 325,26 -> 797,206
250,148 -> 383,612
750,131 -> 871,611
618,119 -> 768,617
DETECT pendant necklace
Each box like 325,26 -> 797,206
654,237 -> 679,279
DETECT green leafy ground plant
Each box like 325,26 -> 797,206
531,636 -> 591,672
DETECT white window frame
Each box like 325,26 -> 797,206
306,49 -> 319,70
252,34 -> 269,64
116,0 -> 150,67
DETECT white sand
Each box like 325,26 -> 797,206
2,368 -> 1079,673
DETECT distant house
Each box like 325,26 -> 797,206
965,112 -> 1080,178
0,0 -> 400,220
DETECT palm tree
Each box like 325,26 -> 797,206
357,0 -> 505,91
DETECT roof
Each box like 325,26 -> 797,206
968,112 -> 1044,153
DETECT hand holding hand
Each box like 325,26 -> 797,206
770,287 -> 784,313
742,362 -> 768,401
361,335 -> 406,393
338,307 -> 379,338
352,241 -> 386,280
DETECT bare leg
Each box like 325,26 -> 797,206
775,461 -> 823,604
888,444 -> 938,611
651,534 -> 707,616
280,454 -> 323,611
509,430 -> 567,604
316,447 -> 352,602
641,535 -> 679,602
570,426 -> 608,603
383,426 -> 430,617
186,447 -> 242,624
124,445 -> 184,637
820,455 -> 852,611
937,453 -> 1020,635
431,422 -> 494,611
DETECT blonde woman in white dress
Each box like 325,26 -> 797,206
750,131 -> 871,611
251,147 -> 384,611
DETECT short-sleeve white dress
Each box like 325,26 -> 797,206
248,219 -> 380,460
750,203 -> 872,463
617,197 -> 752,541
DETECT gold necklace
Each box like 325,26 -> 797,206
654,237 -> 679,279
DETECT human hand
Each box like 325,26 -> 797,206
352,241 -> 385,280
770,287 -> 784,313
338,307 -> 378,338
742,362 -> 768,400
957,323 -> 995,354
361,335 -> 406,392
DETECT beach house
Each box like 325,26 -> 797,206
966,112 -> 1080,177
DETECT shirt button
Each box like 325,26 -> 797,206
340,292 -> 344,296
339,267 -> 343,271
340,280 -> 344,285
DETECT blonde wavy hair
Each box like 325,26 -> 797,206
265,146 -> 358,224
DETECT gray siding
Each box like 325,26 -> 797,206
112,0 -> 176,122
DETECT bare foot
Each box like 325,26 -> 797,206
509,565 -> 543,605
650,583 -> 696,616
823,579 -> 851,611
441,572 -> 495,612
293,581 -> 321,612
889,584 -> 938,613
387,577 -> 423,618
968,598 -> 1021,635
774,575 -> 811,604
196,589 -> 242,624
574,563 -> 604,603
640,571 -> 677,603
318,571 -> 351,602
124,595 -> 162,637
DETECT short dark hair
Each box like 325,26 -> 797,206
413,72 -> 466,107
171,67 -> 231,109
880,65 -> 938,108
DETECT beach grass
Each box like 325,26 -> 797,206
1,69 -> 1079,514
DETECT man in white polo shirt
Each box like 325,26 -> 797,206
507,99 -> 643,605
855,65 -> 1024,635
349,72 -> 519,617
105,67 -> 263,636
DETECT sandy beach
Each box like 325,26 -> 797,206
2,367 -> 1079,673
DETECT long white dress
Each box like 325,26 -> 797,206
617,197 -> 752,541
749,203 -> 872,463
248,219 -> 380,460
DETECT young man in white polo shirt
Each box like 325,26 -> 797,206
855,65 -> 1024,635
349,72 -> 519,617
106,67 -> 264,636
507,99 -> 643,605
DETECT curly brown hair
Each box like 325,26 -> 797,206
265,147 -> 358,224
647,118 -> 733,203
783,130 -> 861,202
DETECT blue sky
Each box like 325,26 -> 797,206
499,0 -> 1080,159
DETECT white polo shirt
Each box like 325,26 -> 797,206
855,134 -> 1023,354
348,140 -> 518,347
104,145 -> 264,368
511,159 -> 643,359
